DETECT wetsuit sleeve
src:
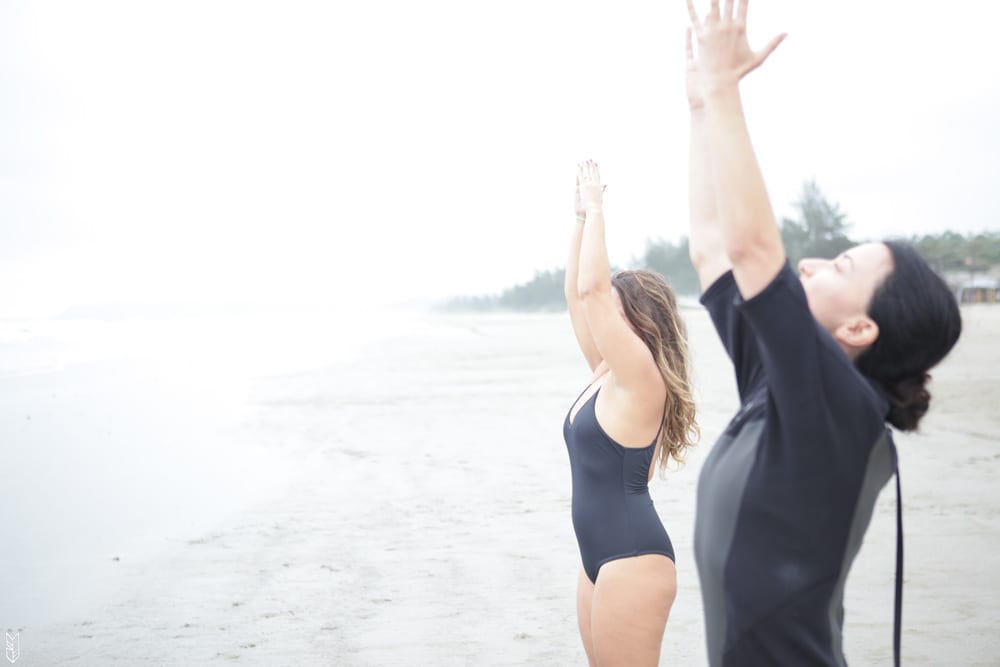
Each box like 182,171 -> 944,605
700,270 -> 764,401
737,262 -> 886,454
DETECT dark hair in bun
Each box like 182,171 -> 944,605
855,242 -> 962,431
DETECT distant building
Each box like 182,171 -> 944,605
956,276 -> 1000,304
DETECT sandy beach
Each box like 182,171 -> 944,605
4,304 -> 999,665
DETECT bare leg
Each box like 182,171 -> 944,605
590,554 -> 676,667
576,567 -> 598,666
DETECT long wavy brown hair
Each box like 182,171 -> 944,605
611,269 -> 699,475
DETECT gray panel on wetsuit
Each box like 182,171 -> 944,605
694,419 -> 764,667
827,429 -> 897,665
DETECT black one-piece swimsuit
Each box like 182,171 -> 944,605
563,385 -> 675,584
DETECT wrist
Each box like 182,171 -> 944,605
702,78 -> 741,101
585,207 -> 603,217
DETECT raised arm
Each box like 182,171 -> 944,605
686,27 -> 731,292
687,0 -> 787,299
565,176 -> 603,371
576,161 -> 662,394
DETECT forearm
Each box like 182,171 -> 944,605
566,212 -> 602,370
565,215 -> 586,299
688,110 -> 729,287
704,84 -> 784,293
577,208 -> 612,297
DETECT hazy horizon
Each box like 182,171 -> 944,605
3,0 -> 998,318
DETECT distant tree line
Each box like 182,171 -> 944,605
442,181 -> 999,312
641,180 -> 854,294
442,267 -> 568,313
908,231 -> 1000,274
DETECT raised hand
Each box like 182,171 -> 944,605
575,176 -> 586,219
685,0 -> 785,90
577,160 -> 604,213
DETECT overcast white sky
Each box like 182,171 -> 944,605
2,0 -> 998,317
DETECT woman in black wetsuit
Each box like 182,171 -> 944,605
564,160 -> 699,666
684,2 -> 962,665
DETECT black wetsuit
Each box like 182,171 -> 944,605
564,386 -> 675,584
695,265 -> 897,666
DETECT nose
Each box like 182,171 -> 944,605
797,257 -> 832,278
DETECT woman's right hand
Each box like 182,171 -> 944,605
577,160 -> 605,213
575,176 -> 586,220
685,0 -> 785,92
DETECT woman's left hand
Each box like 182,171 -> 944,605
577,160 -> 605,213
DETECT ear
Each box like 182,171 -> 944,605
833,315 -> 879,351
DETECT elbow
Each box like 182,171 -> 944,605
564,273 -> 581,301
689,244 -> 708,271
688,223 -> 725,271
724,229 -> 780,267
720,209 -> 785,267
724,237 -> 752,265
577,280 -> 610,303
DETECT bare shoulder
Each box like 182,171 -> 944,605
596,364 -> 668,448
613,359 -> 667,411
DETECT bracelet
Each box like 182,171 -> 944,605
575,215 -> 586,223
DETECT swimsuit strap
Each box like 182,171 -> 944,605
893,460 -> 904,667
571,372 -> 668,450
654,396 -> 668,442
567,373 -> 607,425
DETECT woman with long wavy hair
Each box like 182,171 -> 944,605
563,160 -> 699,666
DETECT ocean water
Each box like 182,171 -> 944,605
0,305 -> 430,628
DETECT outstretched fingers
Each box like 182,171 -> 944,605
578,160 -> 602,188
686,0 -> 700,27
736,0 -> 748,23
752,32 -> 787,70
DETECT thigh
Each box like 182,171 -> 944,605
576,568 -> 598,667
590,554 -> 677,667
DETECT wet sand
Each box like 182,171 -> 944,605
11,305 -> 1000,665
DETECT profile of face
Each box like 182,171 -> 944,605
797,242 -> 894,356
